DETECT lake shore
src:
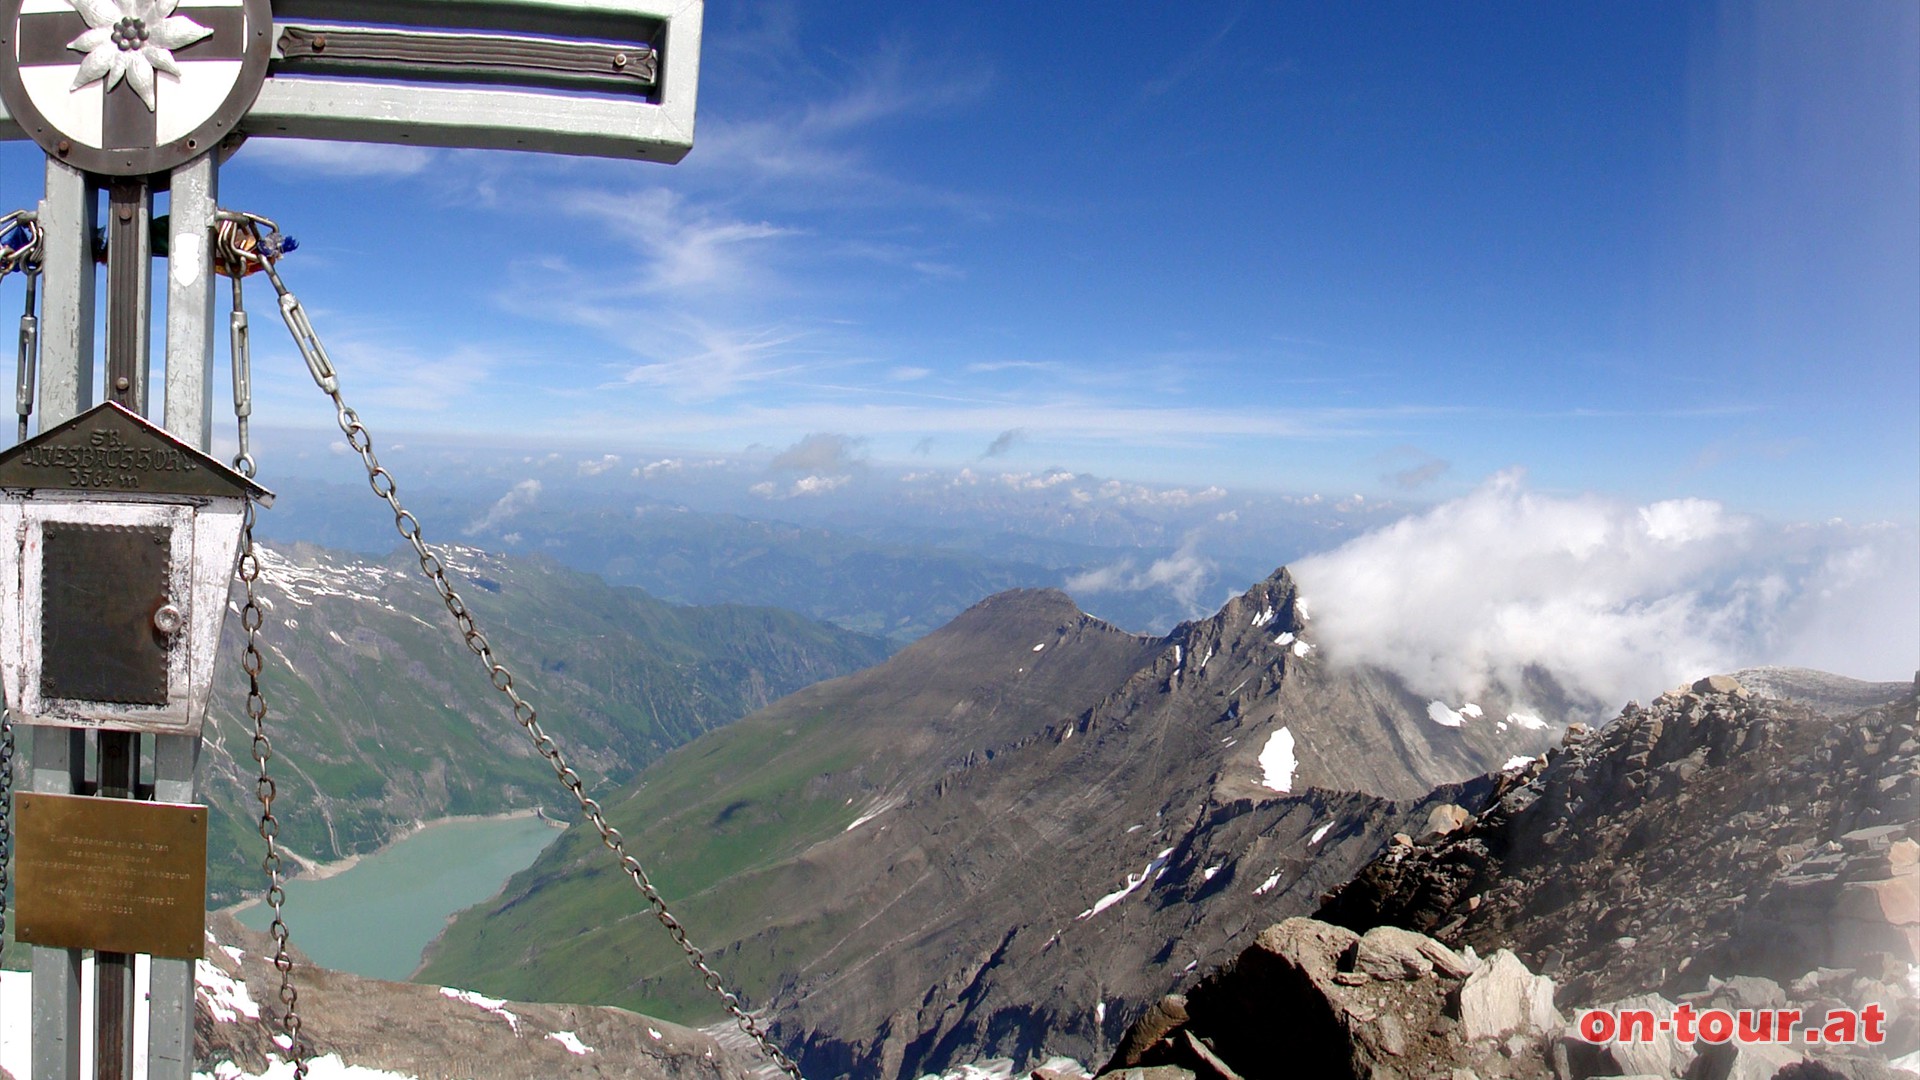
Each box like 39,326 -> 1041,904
226,810 -> 566,981
223,806 -> 562,913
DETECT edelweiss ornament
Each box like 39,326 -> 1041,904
0,0 -> 271,175
66,0 -> 213,112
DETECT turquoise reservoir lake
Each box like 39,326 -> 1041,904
235,813 -> 562,982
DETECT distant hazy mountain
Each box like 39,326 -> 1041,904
420,569 -> 1556,1078
253,469 -> 1389,641
193,542 -> 891,903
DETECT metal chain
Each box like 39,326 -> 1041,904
214,210 -> 804,1080
1,707 -> 12,967
0,208 -> 36,965
230,266 -> 310,1077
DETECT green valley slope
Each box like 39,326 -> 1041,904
196,542 -> 891,903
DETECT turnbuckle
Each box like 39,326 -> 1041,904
1,211 -> 44,443
215,209 -> 336,396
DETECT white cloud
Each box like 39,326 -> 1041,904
770,432 -> 865,473
578,455 -> 621,476
241,139 -> 440,178
790,474 -> 850,496
1066,532 -> 1215,613
465,479 -> 540,534
1293,470 -> 1920,710
560,188 -> 794,297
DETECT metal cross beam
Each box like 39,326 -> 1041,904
0,0 -> 704,162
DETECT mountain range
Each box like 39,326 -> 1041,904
417,568 -> 1566,1077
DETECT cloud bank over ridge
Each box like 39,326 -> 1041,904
1293,470 -> 1918,712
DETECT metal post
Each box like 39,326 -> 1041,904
29,727 -> 83,1080
104,180 -> 150,412
34,158 -> 94,428
153,159 -> 218,1076
95,731 -> 138,1080
146,734 -> 203,1080
164,155 -> 220,449
90,172 -> 155,1080
28,153 -> 95,1080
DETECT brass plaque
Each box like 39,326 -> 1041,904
13,793 -> 207,959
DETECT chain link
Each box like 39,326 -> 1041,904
1,707 -> 13,967
234,349 -> 310,1079
0,207 -> 35,963
217,210 -> 804,1080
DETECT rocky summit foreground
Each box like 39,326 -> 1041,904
190,913 -> 753,1080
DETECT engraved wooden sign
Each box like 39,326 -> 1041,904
13,791 -> 208,959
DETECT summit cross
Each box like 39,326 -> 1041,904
0,4 -> 704,1080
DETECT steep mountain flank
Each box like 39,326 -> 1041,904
190,543 -> 891,902
424,569 -> 1554,1079
1319,675 -> 1919,1016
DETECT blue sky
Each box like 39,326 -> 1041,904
1,1 -> 1915,523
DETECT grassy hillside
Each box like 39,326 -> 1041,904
194,543 -> 891,903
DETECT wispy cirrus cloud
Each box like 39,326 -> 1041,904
241,139 -> 441,179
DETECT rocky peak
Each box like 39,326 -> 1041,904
1311,680 -> 1919,1075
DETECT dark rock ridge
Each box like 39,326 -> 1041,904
1091,913 -> 1919,1080
1311,675 -> 1919,1076
428,568 -> 1555,1080
1099,917 -> 1561,1080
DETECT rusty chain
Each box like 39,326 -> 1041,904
0,707 -> 11,967
231,262 -> 311,1077
0,208 -> 35,968
215,210 -> 804,1080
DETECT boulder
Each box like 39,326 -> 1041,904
1454,950 -> 1562,1040
1351,927 -> 1440,981
1428,804 -> 1473,838
1683,1039 -> 1798,1080
1692,675 -> 1748,696
1558,993 -> 1696,1079
1104,996 -> 1192,1072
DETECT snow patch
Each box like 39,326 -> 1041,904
198,959 -> 261,1022
1252,606 -> 1275,627
1096,1002 -> 1106,1025
1254,872 -> 1282,895
1198,645 -> 1215,669
1310,822 -> 1333,845
1291,639 -> 1314,658
1508,712 -> 1547,730
200,1054 -> 418,1079
220,944 -> 246,965
547,1031 -> 594,1055
1032,642 -> 1046,652
1293,597 -> 1312,621
1203,865 -> 1221,880
1459,702 -> 1483,718
439,987 -> 520,1033
650,1028 -> 665,1041
1273,631 -> 1295,647
916,1058 -> 1018,1080
1077,848 -> 1176,920
1258,728 -> 1298,793
1501,755 -> 1537,772
846,796 -> 903,833
1427,701 -> 1466,728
